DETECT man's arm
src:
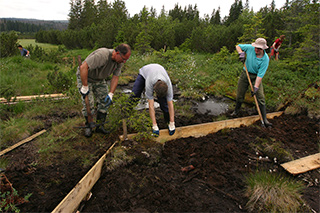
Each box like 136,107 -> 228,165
80,61 -> 89,86
168,100 -> 175,122
148,99 -> 157,125
109,75 -> 119,93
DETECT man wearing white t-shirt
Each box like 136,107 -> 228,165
131,64 -> 175,136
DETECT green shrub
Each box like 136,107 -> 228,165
0,31 -> 18,58
47,66 -> 74,92
107,93 -> 153,141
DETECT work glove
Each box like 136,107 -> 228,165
80,85 -> 89,99
168,122 -> 175,136
275,48 -> 279,52
239,52 -> 246,62
104,92 -> 113,107
152,124 -> 159,137
251,87 -> 259,97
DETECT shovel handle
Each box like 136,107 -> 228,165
78,55 -> 94,124
244,63 -> 265,126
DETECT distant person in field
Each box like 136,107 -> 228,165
232,38 -> 272,127
18,45 -> 30,58
130,63 -> 175,137
77,43 -> 131,137
269,35 -> 285,60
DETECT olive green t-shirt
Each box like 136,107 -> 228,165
77,48 -> 123,83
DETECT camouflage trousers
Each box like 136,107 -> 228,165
235,70 -> 266,106
77,75 -> 110,117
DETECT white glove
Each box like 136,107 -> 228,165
152,124 -> 159,131
108,92 -> 113,100
80,85 -> 89,94
168,122 -> 175,136
275,48 -> 279,52
169,122 -> 175,131
152,124 -> 159,136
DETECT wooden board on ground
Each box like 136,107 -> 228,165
0,130 -> 47,157
119,111 -> 284,143
281,153 -> 320,175
0,93 -> 65,103
52,142 -> 117,213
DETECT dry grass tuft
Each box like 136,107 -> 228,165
245,171 -> 309,213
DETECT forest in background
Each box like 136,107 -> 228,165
30,0 -> 319,59
1,0 -> 319,62
0,18 -> 68,33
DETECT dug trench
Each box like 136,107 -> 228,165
1,93 -> 319,212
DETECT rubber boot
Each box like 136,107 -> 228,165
95,112 -> 109,134
84,116 -> 93,138
231,102 -> 242,117
163,111 -> 170,124
259,104 -> 272,127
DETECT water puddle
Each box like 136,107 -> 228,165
194,98 -> 231,116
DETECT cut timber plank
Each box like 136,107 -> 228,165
52,141 -> 117,213
119,111 -> 283,143
0,93 -> 66,103
281,153 -> 320,175
0,130 -> 47,157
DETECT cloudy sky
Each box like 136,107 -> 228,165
1,0 -> 287,21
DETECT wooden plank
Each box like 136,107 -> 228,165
281,153 -> 320,175
0,130 -> 47,157
0,93 -> 65,103
119,111 -> 284,143
52,141 -> 117,213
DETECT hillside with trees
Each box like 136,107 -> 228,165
0,18 -> 68,33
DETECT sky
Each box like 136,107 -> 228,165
0,0 -> 287,21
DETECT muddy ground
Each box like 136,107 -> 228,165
1,101 -> 319,212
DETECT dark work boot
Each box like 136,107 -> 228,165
163,111 -> 170,124
95,112 -> 109,134
231,102 -> 242,117
84,116 -> 93,138
259,104 -> 272,127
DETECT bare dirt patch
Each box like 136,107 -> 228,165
2,110 -> 319,212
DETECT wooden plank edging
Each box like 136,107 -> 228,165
52,141 -> 117,213
0,129 -> 47,157
0,94 -> 66,103
281,153 -> 320,175
119,111 -> 284,143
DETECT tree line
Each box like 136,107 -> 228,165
1,0 -> 318,63
0,19 -> 44,33
34,0 -> 318,58
0,18 -> 68,33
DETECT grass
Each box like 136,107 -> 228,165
18,39 -> 59,51
35,117 -> 97,167
245,171 -> 308,212
0,117 -> 44,149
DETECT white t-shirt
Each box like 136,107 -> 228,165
139,64 -> 173,101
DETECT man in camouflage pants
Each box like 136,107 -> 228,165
77,43 -> 131,137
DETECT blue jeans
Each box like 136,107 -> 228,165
132,74 -> 168,112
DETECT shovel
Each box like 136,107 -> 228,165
243,63 -> 265,127
78,55 -> 94,125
